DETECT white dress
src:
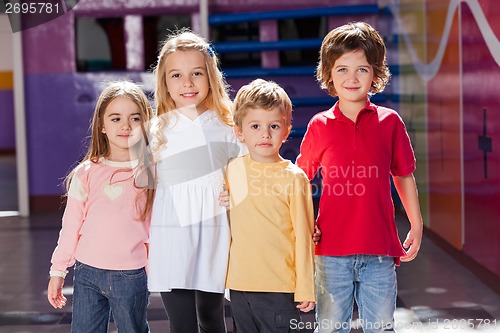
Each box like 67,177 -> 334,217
148,110 -> 241,293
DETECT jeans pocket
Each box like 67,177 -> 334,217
118,267 -> 146,279
74,261 -> 85,270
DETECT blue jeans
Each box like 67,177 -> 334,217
315,255 -> 397,333
71,261 -> 150,333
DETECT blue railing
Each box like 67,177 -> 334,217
289,94 -> 401,109
221,66 -> 315,78
289,127 -> 308,138
209,4 -> 380,25
212,4 -> 400,115
213,38 -> 322,53
222,65 -> 403,78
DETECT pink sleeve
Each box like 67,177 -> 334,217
50,171 -> 87,272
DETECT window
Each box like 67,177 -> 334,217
75,14 -> 191,72
76,17 -> 126,71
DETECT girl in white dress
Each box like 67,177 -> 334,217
148,30 -> 242,333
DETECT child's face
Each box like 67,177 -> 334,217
235,107 -> 288,163
330,49 -> 374,106
164,50 -> 210,113
101,96 -> 143,160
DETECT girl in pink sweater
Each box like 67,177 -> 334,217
47,81 -> 155,333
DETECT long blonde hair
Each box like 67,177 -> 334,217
152,29 -> 233,154
66,81 -> 155,221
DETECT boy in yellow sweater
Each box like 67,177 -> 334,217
225,79 -> 315,332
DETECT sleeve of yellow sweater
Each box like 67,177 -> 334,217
290,172 -> 316,302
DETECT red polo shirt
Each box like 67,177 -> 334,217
296,100 -> 415,262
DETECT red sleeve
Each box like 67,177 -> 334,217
391,116 -> 416,177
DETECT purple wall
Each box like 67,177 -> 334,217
0,90 -> 15,150
21,9 -> 147,195
23,14 -> 75,74
24,72 -> 149,196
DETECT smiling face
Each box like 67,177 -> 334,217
235,107 -> 288,163
101,96 -> 143,161
330,49 -> 375,113
164,50 -> 210,114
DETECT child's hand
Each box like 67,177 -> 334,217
219,189 -> 230,208
296,301 -> 315,312
313,223 -> 321,245
47,277 -> 67,309
400,227 -> 423,262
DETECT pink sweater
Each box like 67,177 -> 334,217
50,159 -> 150,272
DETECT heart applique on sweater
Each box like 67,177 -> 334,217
104,184 -> 124,200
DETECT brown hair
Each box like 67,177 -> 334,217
66,80 -> 155,221
317,21 -> 391,96
233,79 -> 292,137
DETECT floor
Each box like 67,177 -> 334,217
0,154 -> 499,333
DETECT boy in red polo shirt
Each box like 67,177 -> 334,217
297,22 -> 423,333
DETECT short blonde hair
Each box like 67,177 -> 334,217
233,79 -> 292,136
317,22 -> 391,97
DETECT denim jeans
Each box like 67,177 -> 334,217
71,261 -> 150,333
315,255 -> 397,333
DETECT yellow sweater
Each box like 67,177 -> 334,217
226,155 -> 315,302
